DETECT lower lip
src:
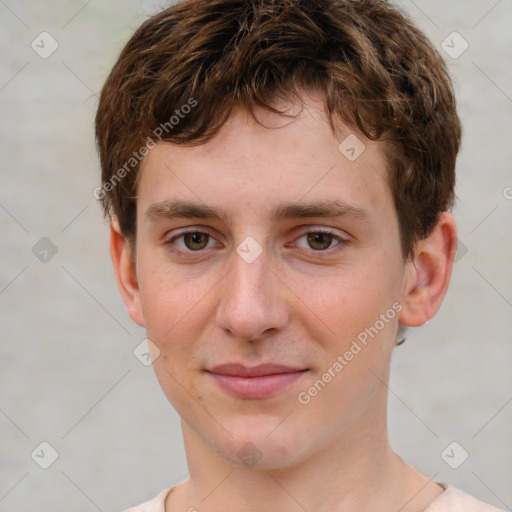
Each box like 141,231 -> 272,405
207,371 -> 308,399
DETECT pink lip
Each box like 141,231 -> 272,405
206,363 -> 308,399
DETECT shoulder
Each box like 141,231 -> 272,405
121,487 -> 174,512
425,484 -> 505,512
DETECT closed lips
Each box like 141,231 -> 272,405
206,363 -> 308,377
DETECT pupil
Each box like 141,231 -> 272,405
309,232 -> 331,250
186,232 -> 206,250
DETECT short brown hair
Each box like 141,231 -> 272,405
95,0 -> 462,261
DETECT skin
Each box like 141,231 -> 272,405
110,89 -> 458,512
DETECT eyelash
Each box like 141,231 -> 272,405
163,227 -> 349,257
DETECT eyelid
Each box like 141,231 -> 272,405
165,225 -> 217,239
164,226 -> 220,247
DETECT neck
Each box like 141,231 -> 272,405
173,402 -> 440,512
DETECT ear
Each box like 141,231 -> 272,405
109,219 -> 145,327
399,212 -> 458,327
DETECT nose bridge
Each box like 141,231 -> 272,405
215,239 -> 288,341
233,247 -> 267,298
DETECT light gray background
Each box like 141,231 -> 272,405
1,1 -> 511,511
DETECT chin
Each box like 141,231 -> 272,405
210,418 -> 312,470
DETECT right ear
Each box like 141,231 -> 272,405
109,219 -> 145,327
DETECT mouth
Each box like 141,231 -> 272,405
205,363 -> 309,399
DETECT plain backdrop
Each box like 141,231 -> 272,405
1,1 -> 511,511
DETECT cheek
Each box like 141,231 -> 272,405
291,259 -> 401,417
137,256 -> 217,381
294,269 -> 398,428
139,268 -> 206,408
138,251 -> 198,327
297,262 -> 399,347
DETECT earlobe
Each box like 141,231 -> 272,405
399,212 -> 457,328
109,220 -> 145,327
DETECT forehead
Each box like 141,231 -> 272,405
137,90 -> 394,228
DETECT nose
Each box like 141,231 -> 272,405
214,244 -> 290,342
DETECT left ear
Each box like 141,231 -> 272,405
399,212 -> 458,327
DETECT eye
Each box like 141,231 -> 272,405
293,229 -> 347,252
163,227 -> 349,257
164,228 -> 219,254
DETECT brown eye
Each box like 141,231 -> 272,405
306,232 -> 335,251
292,229 -> 348,255
182,232 -> 210,250
165,228 -> 218,255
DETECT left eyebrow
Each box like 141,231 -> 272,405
271,199 -> 372,223
145,198 -> 372,224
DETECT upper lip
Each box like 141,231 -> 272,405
206,363 -> 307,377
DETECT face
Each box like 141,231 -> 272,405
124,90 -> 413,469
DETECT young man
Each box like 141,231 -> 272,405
95,0 -> 502,510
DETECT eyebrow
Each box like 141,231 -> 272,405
146,198 -> 372,224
